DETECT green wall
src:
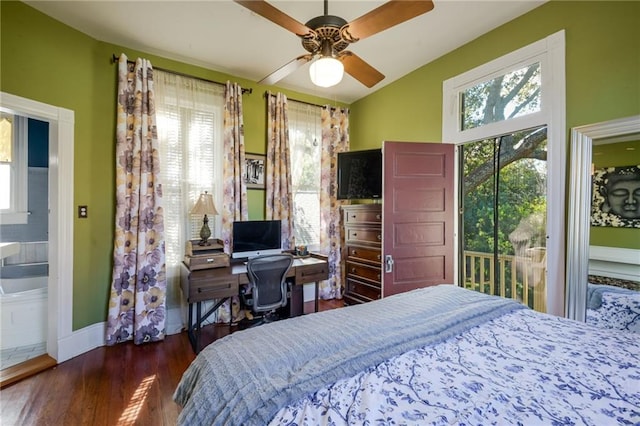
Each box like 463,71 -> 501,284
590,141 -> 640,249
0,1 -> 347,330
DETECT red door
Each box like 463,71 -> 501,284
382,141 -> 455,297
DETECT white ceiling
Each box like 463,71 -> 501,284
26,0 -> 546,103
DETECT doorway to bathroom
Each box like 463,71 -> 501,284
0,115 -> 50,371
0,92 -> 74,387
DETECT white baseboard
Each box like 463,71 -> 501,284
589,245 -> 640,282
54,306 -> 185,364
56,321 -> 105,363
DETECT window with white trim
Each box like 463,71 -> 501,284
0,113 -> 28,224
443,30 -> 566,316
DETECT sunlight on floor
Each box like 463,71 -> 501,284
117,374 -> 156,425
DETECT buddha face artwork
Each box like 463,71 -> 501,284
591,164 -> 640,228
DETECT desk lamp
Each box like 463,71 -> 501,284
190,191 -> 218,246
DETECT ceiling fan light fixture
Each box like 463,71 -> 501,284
309,56 -> 344,88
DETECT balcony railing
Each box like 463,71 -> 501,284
463,249 -> 547,312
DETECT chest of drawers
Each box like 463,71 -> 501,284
342,204 -> 382,305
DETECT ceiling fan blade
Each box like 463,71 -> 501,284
342,0 -> 434,42
258,55 -> 313,86
338,52 -> 385,88
234,0 -> 311,37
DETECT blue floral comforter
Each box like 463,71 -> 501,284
271,308 -> 640,426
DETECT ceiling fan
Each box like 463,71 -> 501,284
235,0 -> 435,88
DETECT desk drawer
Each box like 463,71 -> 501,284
189,276 -> 238,303
346,245 -> 381,265
346,260 -> 381,283
296,262 -> 329,283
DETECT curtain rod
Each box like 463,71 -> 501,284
264,91 -> 347,112
111,54 -> 252,95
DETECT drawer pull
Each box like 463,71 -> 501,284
377,254 -> 381,260
376,214 -> 381,220
352,232 -> 357,237
377,234 -> 381,240
198,284 -> 231,293
352,250 -> 357,255
206,258 -> 215,263
351,267 -> 357,273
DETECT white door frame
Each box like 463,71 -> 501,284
0,91 -> 74,363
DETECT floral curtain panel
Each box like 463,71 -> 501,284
218,81 -> 248,323
221,81 -> 248,253
106,54 -> 167,345
266,92 -> 294,250
319,106 -> 350,299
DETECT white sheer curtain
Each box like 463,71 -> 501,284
288,100 -> 322,250
154,70 -> 224,329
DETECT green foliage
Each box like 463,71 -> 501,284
461,62 -> 546,260
290,130 -> 320,191
462,136 -> 547,256
462,62 -> 541,130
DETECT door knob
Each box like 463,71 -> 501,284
385,255 -> 394,273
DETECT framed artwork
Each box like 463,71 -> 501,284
244,153 -> 266,189
591,164 -> 640,228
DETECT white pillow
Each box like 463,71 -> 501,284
587,291 -> 640,333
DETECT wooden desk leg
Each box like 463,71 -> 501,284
315,281 -> 319,313
187,302 -> 196,352
196,301 -> 202,354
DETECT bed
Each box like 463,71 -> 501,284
174,284 -> 640,425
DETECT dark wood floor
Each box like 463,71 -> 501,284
0,299 -> 344,426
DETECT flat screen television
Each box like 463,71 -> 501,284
231,220 -> 282,259
337,149 -> 382,200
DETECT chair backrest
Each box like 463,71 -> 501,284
246,254 -> 294,313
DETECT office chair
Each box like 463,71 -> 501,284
240,253 -> 294,326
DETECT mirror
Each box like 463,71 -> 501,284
566,115 -> 640,321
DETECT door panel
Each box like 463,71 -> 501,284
383,142 -> 455,297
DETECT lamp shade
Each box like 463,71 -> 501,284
190,191 -> 218,216
309,57 -> 344,88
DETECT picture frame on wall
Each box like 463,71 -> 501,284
244,153 -> 266,189
591,164 -> 640,228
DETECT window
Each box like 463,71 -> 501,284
461,62 -> 541,131
460,128 -> 548,311
288,101 -> 322,250
443,31 -> 566,316
0,113 -> 28,224
154,71 -> 225,272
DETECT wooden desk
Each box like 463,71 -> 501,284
181,255 -> 328,353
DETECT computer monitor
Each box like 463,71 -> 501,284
231,220 -> 282,259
